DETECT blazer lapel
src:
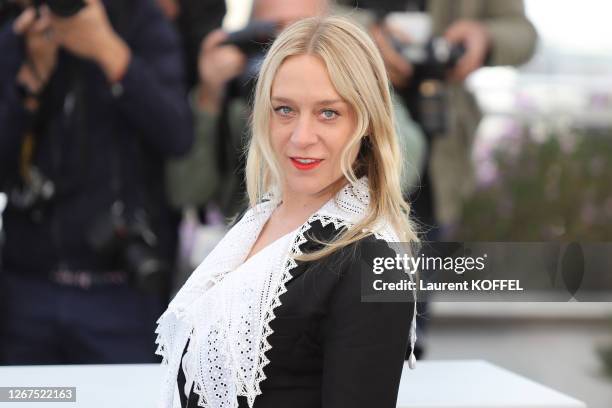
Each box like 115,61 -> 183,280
282,177 -> 372,284
284,217 -> 350,285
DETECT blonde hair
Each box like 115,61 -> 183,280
244,15 -> 420,261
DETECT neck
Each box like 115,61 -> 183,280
276,177 -> 348,222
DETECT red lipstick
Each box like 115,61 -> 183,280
290,157 -> 323,170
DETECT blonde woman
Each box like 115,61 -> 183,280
155,16 -> 419,408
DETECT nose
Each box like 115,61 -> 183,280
289,115 -> 318,148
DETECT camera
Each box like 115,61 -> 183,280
346,0 -> 466,79
344,0 -> 467,136
392,37 -> 465,136
35,0 -> 85,17
392,36 -> 465,81
0,0 -> 85,18
87,201 -> 168,295
7,165 -> 56,222
221,21 -> 278,101
221,21 -> 277,57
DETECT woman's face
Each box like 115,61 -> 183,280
269,54 -> 358,199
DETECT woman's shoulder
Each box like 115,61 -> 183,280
314,230 -> 415,321
338,232 -> 403,272
300,227 -> 402,282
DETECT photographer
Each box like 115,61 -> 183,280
330,0 -> 536,363
0,0 -> 193,364
155,0 -> 226,87
334,0 -> 537,239
165,0 -> 329,219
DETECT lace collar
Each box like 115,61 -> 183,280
154,176 -> 416,408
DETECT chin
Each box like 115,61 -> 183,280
284,170 -> 341,197
285,174 -> 323,194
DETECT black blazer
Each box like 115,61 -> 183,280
177,218 -> 415,408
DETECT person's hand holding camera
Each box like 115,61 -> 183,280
49,0 -> 131,83
13,6 -> 59,110
197,29 -> 246,114
444,20 -> 491,83
369,23 -> 414,89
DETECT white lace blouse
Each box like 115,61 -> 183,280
177,226 -> 298,406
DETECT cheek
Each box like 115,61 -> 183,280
325,122 -> 356,163
269,120 -> 290,155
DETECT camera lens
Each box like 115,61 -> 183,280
124,241 -> 167,294
46,0 -> 85,17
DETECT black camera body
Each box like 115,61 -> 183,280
34,0 -> 85,17
221,21 -> 277,57
7,166 -> 56,220
0,0 -> 85,18
344,0 -> 468,136
393,36 -> 465,81
221,21 -> 277,101
87,201 -> 168,295
392,37 -> 466,136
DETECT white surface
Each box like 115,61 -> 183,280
430,302 -> 612,320
0,360 -> 586,408
0,364 -> 163,408
398,360 -> 586,408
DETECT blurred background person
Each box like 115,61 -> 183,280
329,0 -> 536,362
0,0 -> 193,364
165,0 -> 331,222
333,0 -> 537,240
155,0 -> 226,87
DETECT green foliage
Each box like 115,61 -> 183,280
598,340 -> 612,378
458,126 -> 612,241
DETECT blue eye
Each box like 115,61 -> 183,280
274,106 -> 293,116
321,109 -> 339,120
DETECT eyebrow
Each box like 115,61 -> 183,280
271,96 -> 345,106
